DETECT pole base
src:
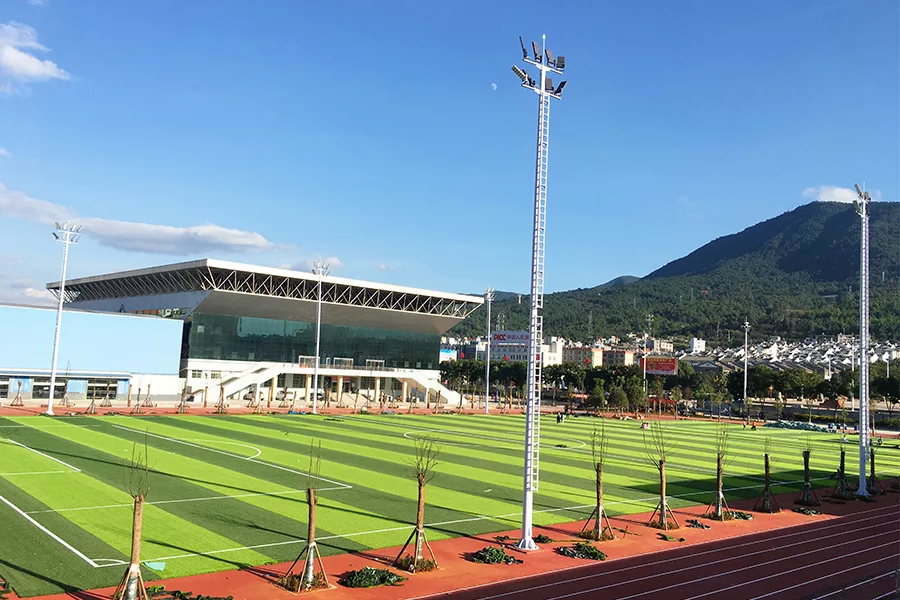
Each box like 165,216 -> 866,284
514,536 -> 538,551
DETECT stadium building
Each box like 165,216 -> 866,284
1,260 -> 482,407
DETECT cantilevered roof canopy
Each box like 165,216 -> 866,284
47,259 -> 483,334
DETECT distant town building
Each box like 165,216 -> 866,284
647,339 -> 674,353
563,345 -> 604,367
690,338 -> 706,353
604,349 -> 635,366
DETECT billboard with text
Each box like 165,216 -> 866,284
491,331 -> 529,344
640,356 -> 679,376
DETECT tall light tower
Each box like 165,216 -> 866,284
484,288 -> 494,415
643,313 -> 654,392
742,320 -> 751,420
47,221 -> 81,416
511,34 -> 567,551
311,261 -> 330,415
854,183 -> 871,496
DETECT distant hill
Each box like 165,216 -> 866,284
450,201 -> 900,343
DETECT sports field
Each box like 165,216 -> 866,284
0,413 -> 896,597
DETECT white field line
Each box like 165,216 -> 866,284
0,470 -> 78,476
26,485 -> 349,515
0,493 -> 99,567
94,474 -> 836,566
109,424 -> 350,489
751,557 -> 900,600
344,418 -> 779,482
0,424 -> 104,428
4,438 -> 82,472
407,505 -> 899,600
195,440 -> 262,459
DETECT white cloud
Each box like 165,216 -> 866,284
0,22 -> 69,85
0,270 -> 54,306
28,0 -> 47,6
0,148 -> 10,157
0,181 -> 281,255
803,185 -> 882,203
283,256 -> 343,273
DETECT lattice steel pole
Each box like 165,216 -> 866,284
743,320 -> 751,410
511,34 -> 567,551
484,288 -> 494,415
47,221 -> 81,416
311,262 -> 330,415
854,184 -> 871,496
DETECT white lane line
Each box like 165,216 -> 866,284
751,556 -> 900,600
683,541 -> 900,600
538,526 -> 900,600
109,424 -> 351,489
0,493 -> 99,568
4,438 -> 82,472
26,486 -> 349,514
424,505 -> 898,600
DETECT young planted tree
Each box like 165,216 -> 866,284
705,423 -> 731,520
643,422 -> 679,530
283,440 -> 329,591
830,442 -> 856,501
580,423 -> 615,541
114,441 -> 151,600
754,437 -> 781,513
867,445 -> 886,496
794,439 -> 820,507
394,437 -> 440,572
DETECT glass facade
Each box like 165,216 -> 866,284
182,312 -> 439,369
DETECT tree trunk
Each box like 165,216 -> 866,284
130,495 -> 143,566
303,488 -> 317,587
593,462 -> 603,539
120,495 -> 146,600
414,474 -> 425,562
659,460 -> 667,529
715,452 -> 724,518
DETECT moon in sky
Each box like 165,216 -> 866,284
491,83 -> 497,91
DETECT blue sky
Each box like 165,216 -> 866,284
1,0 -> 898,305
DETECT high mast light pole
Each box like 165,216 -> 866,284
47,221 -> 82,416
854,183 -> 871,496
511,33 -> 568,552
643,313 -> 653,392
311,261 -> 330,415
742,320 -> 751,420
484,288 -> 494,415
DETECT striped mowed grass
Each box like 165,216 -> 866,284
0,413 -> 896,597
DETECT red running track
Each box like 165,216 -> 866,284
416,504 -> 900,600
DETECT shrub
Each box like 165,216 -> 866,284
339,567 -> 406,588
578,529 -> 616,541
556,542 -> 606,561
533,534 -> 553,544
393,555 -> 438,573
471,546 -> 523,565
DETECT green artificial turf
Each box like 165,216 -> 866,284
0,413 -> 896,597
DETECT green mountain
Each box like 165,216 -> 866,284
451,201 -> 900,344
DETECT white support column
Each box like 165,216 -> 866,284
854,184 -> 872,496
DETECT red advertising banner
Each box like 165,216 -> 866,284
640,356 -> 679,376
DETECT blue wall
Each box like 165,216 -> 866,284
0,305 -> 182,374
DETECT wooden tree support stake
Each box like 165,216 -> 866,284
648,498 -> 680,529
580,505 -> 616,540
215,387 -> 227,414
867,447 -> 886,496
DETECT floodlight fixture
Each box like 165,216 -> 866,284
544,77 -> 554,92
555,56 -> 566,70
532,40 -> 540,61
554,81 -> 567,95
526,74 -> 536,88
855,183 -> 863,195
545,49 -> 554,66
512,65 -> 528,83
519,36 -> 529,61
